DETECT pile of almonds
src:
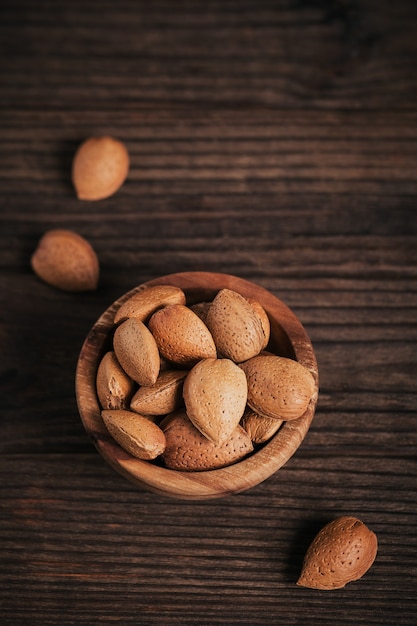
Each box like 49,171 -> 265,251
96,284 -> 316,471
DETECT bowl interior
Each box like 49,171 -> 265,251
76,271 -> 319,500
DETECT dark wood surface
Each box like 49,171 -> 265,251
1,1 -> 416,623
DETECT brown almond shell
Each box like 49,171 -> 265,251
114,285 -> 186,324
183,358 -> 248,445
96,351 -> 136,410
148,304 -> 217,366
161,411 -> 254,471
240,355 -> 316,421
241,408 -> 283,444
113,318 -> 160,386
130,369 -> 188,416
206,288 -> 265,362
297,516 -> 378,590
72,136 -> 129,201
101,409 -> 166,461
31,229 -> 99,292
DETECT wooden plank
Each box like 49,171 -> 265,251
1,0 -> 417,623
0,454 -> 416,624
1,1 -> 417,110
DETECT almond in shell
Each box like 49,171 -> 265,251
240,355 -> 316,421
113,318 -> 160,386
102,409 -> 166,460
31,229 -> 99,292
241,408 -> 283,445
114,285 -> 186,324
72,136 -> 129,201
161,410 -> 253,471
246,298 -> 270,350
148,304 -> 217,366
130,369 -> 188,416
183,357 -> 248,445
297,516 -> 378,590
96,351 -> 136,410
206,288 -> 265,362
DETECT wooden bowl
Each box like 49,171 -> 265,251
76,272 -> 319,500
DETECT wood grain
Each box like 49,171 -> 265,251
0,0 -> 416,623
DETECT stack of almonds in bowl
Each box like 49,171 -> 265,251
76,272 -> 319,500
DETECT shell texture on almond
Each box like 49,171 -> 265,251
161,411 -> 253,471
240,355 -> 316,421
96,351 -> 136,410
101,409 -> 166,460
31,229 -> 99,292
245,298 -> 271,350
72,136 -> 129,201
113,318 -> 160,386
130,369 -> 188,416
206,288 -> 265,362
114,285 -> 186,324
240,408 -> 283,444
297,516 -> 378,590
148,304 -> 217,366
183,358 -> 248,445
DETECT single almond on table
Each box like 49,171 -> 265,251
240,355 -> 316,421
96,351 -> 136,410
130,369 -> 188,416
240,408 -> 283,445
113,318 -> 160,386
72,136 -> 129,201
161,410 -> 253,471
183,357 -> 248,445
206,288 -> 265,362
102,409 -> 166,460
148,304 -> 217,366
297,516 -> 378,590
114,285 -> 186,324
31,229 -> 99,291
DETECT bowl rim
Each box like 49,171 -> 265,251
75,271 -> 319,500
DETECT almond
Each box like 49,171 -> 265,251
161,410 -> 253,471
102,409 -> 166,460
72,136 -> 129,201
113,318 -> 160,386
297,516 -> 378,590
96,351 -> 136,410
130,369 -> 188,416
31,229 -> 99,292
246,298 -> 270,350
114,285 -> 186,324
206,288 -> 265,362
183,358 -> 248,445
148,304 -> 217,366
240,355 -> 316,421
241,408 -> 283,444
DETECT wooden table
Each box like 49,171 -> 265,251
1,1 -> 416,623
